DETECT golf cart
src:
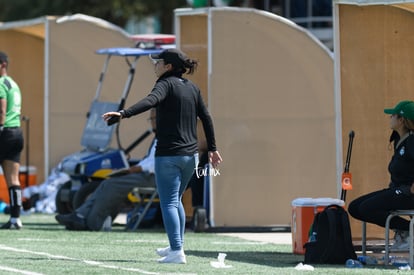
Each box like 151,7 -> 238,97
55,47 -> 163,215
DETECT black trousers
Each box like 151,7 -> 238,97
348,188 -> 414,231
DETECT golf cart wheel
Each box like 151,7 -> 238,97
72,181 -> 101,209
55,181 -> 75,214
192,207 -> 207,233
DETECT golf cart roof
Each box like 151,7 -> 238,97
96,47 -> 163,56
80,47 -> 164,150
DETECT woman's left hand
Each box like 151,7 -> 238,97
209,151 -> 223,168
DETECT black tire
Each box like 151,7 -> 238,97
192,207 -> 207,233
55,181 -> 76,214
72,181 -> 101,209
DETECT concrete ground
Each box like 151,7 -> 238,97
219,232 -> 292,245
116,214 -> 293,246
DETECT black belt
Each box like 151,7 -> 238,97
4,127 -> 20,129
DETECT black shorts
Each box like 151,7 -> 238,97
0,127 -> 24,163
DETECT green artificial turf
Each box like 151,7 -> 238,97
0,214 -> 408,274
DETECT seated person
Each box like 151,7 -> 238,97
55,109 -> 157,231
348,100 -> 414,251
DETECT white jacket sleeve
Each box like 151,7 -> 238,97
137,139 -> 156,174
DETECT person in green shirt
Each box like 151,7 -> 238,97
0,51 -> 23,229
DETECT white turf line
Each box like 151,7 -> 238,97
0,244 -> 196,275
0,265 -> 44,275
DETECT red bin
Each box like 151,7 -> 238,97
291,197 -> 344,254
0,166 -> 37,204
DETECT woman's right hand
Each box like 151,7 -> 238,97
102,111 -> 121,122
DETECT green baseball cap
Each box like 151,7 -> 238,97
384,100 -> 414,119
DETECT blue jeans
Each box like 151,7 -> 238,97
155,154 -> 199,251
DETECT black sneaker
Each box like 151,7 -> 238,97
55,213 -> 87,231
1,220 -> 22,230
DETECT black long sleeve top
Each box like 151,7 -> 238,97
388,132 -> 414,188
122,73 -> 217,156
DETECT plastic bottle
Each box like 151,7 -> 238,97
357,255 -> 377,265
392,260 -> 409,268
398,264 -> 411,270
345,259 -> 363,268
392,258 -> 410,269
0,201 -> 7,213
379,255 -> 395,265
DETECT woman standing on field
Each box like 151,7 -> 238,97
103,48 -> 222,264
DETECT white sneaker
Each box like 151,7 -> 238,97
156,246 -> 171,257
158,249 -> 186,264
390,230 -> 410,251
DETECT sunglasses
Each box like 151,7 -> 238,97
150,58 -> 164,65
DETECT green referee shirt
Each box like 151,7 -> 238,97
0,76 -> 21,127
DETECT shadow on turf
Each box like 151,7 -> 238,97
185,250 -> 398,270
22,222 -> 166,232
16,222 -> 63,231
186,250 -> 303,268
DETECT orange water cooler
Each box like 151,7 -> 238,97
0,166 -> 37,203
291,197 -> 345,254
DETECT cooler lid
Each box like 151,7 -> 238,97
291,197 -> 345,207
